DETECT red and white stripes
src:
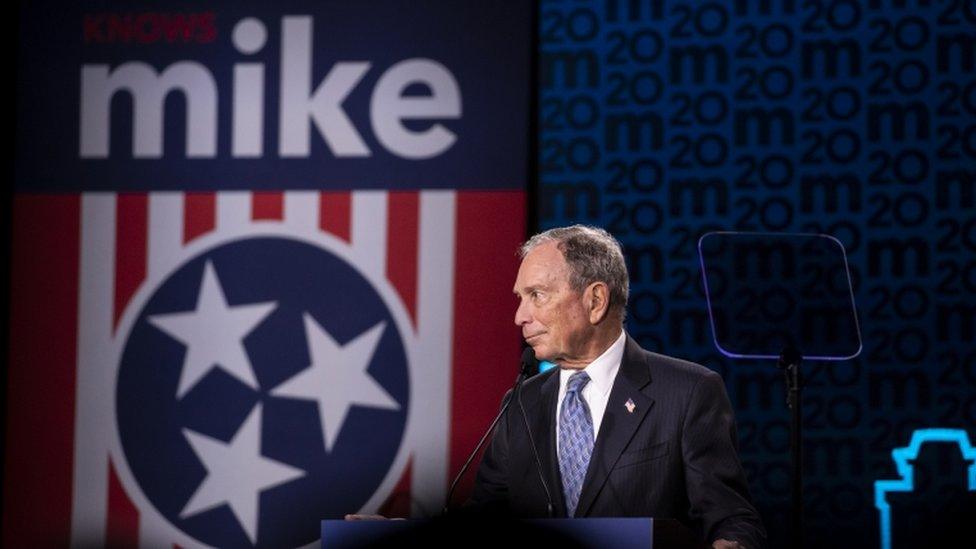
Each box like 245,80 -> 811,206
4,189 -> 524,547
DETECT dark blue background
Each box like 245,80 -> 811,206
537,1 -> 975,547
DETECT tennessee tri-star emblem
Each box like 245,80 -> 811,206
113,236 -> 412,547
625,399 -> 636,413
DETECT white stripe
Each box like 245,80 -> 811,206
71,194 -> 116,547
284,190 -> 319,232
138,516 -> 175,549
216,191 -> 252,231
147,192 -> 184,279
410,190 -> 456,516
349,191 -> 387,277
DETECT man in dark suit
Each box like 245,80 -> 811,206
471,225 -> 765,549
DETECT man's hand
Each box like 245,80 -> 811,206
712,539 -> 746,549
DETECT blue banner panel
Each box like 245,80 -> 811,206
16,1 -> 530,191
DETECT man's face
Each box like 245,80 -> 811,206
513,241 -> 593,364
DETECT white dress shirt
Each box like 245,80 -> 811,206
555,330 -> 626,453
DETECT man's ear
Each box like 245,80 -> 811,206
586,282 -> 610,324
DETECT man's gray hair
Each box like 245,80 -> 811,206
520,225 -> 629,318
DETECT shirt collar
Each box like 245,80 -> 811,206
559,330 -> 626,396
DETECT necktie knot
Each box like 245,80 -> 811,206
566,371 -> 590,394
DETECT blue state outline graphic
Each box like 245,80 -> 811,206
874,428 -> 976,549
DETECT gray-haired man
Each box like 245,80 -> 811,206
472,225 -> 766,549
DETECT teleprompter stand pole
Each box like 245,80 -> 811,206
778,346 -> 803,549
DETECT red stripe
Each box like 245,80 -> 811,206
319,191 -> 351,243
377,458 -> 413,519
450,191 -> 526,500
183,192 -> 216,244
2,195 -> 80,546
106,459 -> 140,546
386,192 -> 419,327
252,191 -> 284,220
114,194 -> 148,330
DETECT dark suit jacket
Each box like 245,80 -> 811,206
470,335 -> 766,548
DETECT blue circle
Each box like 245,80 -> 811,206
116,237 -> 409,547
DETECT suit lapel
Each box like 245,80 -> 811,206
575,335 -> 655,517
528,369 -> 566,516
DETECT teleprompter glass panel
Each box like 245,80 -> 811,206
698,232 -> 862,361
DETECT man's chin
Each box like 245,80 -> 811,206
527,345 -> 555,363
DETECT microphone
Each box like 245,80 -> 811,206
516,355 -> 555,517
517,346 -> 537,377
442,348 -> 536,514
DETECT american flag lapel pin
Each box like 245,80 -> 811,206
625,398 -> 636,413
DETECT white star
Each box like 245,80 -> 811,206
180,403 -> 306,544
148,261 -> 276,398
271,314 -> 400,453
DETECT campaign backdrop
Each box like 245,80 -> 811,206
7,2 -> 529,547
11,1 -> 976,549
538,1 -> 975,548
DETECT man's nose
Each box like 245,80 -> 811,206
514,299 -> 530,326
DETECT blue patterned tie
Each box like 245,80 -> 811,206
558,371 -> 593,516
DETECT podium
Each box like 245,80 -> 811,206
322,517 -> 708,548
